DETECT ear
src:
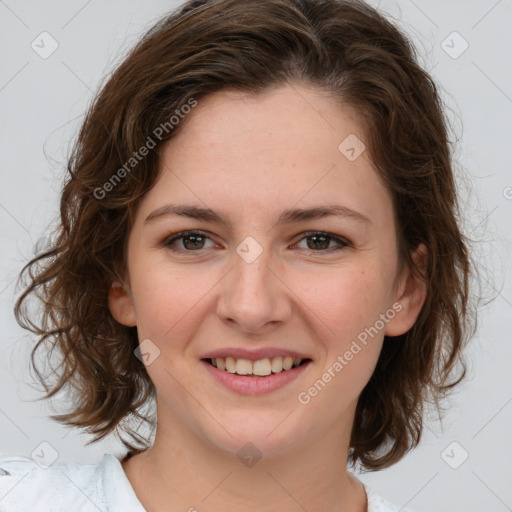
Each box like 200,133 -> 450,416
108,280 -> 137,327
385,243 -> 428,337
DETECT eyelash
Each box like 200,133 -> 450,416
162,230 -> 351,254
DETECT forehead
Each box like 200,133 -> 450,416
137,85 -> 394,231
168,86 -> 366,170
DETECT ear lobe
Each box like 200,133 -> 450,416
385,243 -> 428,337
108,281 -> 137,327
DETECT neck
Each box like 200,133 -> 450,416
122,400 -> 367,512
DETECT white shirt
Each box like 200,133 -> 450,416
0,453 -> 414,511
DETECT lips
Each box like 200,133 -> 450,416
201,357 -> 312,395
199,347 -> 312,394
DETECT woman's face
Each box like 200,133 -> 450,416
110,84 -> 425,458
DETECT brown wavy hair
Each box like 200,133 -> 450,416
15,0 -> 477,470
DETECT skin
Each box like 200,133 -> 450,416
109,84 -> 427,512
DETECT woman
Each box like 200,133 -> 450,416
1,0 -> 475,510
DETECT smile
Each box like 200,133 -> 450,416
201,356 -> 312,395
207,356 -> 307,376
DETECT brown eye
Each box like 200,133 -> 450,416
164,231 -> 217,251
295,232 -> 350,252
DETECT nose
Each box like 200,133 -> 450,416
216,245 -> 293,335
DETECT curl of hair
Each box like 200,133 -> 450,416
15,0 -> 477,469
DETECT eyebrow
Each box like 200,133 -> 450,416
144,203 -> 371,228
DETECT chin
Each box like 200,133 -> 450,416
198,410 -> 306,461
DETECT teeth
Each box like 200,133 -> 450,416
235,358 -> 252,375
271,357 -> 283,373
253,358 -> 272,376
283,356 -> 293,371
225,357 -> 236,373
210,356 -> 305,376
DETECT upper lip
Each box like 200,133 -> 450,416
200,347 -> 312,361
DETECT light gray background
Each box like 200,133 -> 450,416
1,1 -> 511,511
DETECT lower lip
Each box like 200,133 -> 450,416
201,360 -> 311,395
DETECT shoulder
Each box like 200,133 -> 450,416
363,482 -> 417,512
0,453 -> 144,512
0,453 -> 105,512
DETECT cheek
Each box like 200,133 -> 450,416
294,269 -> 388,410
130,261 -> 221,341
293,264 -> 390,397
294,264 -> 391,344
